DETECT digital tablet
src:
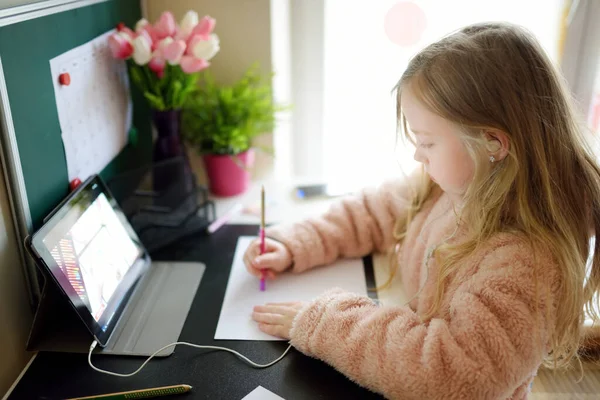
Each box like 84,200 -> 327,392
28,175 -> 150,347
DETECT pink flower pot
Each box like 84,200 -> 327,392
202,149 -> 255,197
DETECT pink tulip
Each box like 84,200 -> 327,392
148,37 -> 176,76
195,16 -> 216,36
187,16 -> 215,44
136,18 -> 159,47
108,32 -> 133,59
174,26 -> 189,42
120,26 -> 136,39
162,40 -> 186,65
186,34 -> 199,55
146,28 -> 160,51
180,55 -> 209,73
156,37 -> 173,58
149,55 -> 166,77
154,11 -> 176,40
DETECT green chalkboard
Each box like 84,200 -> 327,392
0,0 -> 152,230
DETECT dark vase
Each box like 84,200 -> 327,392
150,109 -> 194,194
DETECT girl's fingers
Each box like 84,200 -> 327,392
245,240 -> 287,278
248,266 -> 262,278
257,323 -> 286,338
243,254 -> 260,277
265,240 -> 283,251
253,252 -> 284,269
252,266 -> 265,278
253,304 -> 293,316
251,311 -> 283,325
253,304 -> 277,314
245,264 -> 278,279
265,302 -> 298,307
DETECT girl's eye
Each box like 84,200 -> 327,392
419,143 -> 434,149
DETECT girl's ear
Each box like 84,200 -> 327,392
484,129 -> 510,161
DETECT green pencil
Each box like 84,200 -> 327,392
66,384 -> 192,400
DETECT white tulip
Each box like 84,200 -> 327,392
132,35 -> 152,65
180,11 -> 199,37
190,34 -> 220,61
135,18 -> 149,32
158,37 -> 173,50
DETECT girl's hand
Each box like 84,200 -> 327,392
243,237 -> 292,280
252,302 -> 306,339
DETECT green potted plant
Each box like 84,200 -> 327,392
182,64 -> 286,196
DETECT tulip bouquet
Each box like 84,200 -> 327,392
108,10 -> 219,111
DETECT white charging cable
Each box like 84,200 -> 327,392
88,340 -> 293,377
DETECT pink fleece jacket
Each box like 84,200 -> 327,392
265,176 -> 560,400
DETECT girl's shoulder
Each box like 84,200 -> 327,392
472,232 -> 561,284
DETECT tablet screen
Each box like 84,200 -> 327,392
30,175 -> 149,346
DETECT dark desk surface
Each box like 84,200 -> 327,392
8,224 -> 384,400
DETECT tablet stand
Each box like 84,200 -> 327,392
25,236 -> 205,357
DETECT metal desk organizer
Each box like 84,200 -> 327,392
107,156 -> 216,253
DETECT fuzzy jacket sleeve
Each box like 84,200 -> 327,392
265,171 -> 424,273
288,241 -> 559,400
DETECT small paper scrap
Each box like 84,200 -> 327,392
241,386 -> 285,400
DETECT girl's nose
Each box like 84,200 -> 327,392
413,148 -> 425,164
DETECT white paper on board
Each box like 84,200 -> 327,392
50,30 -> 132,182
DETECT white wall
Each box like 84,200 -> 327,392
0,161 -> 32,397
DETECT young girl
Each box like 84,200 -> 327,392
243,22 -> 600,399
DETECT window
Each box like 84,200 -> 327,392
277,0 -> 566,186
322,0 -> 563,186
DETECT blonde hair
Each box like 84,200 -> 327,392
390,22 -> 600,368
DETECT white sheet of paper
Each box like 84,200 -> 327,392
241,386 -> 285,400
50,30 -> 132,182
215,236 -> 368,341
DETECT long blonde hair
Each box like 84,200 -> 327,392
391,22 -> 600,368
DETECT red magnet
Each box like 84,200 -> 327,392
59,73 -> 71,86
69,178 -> 81,191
